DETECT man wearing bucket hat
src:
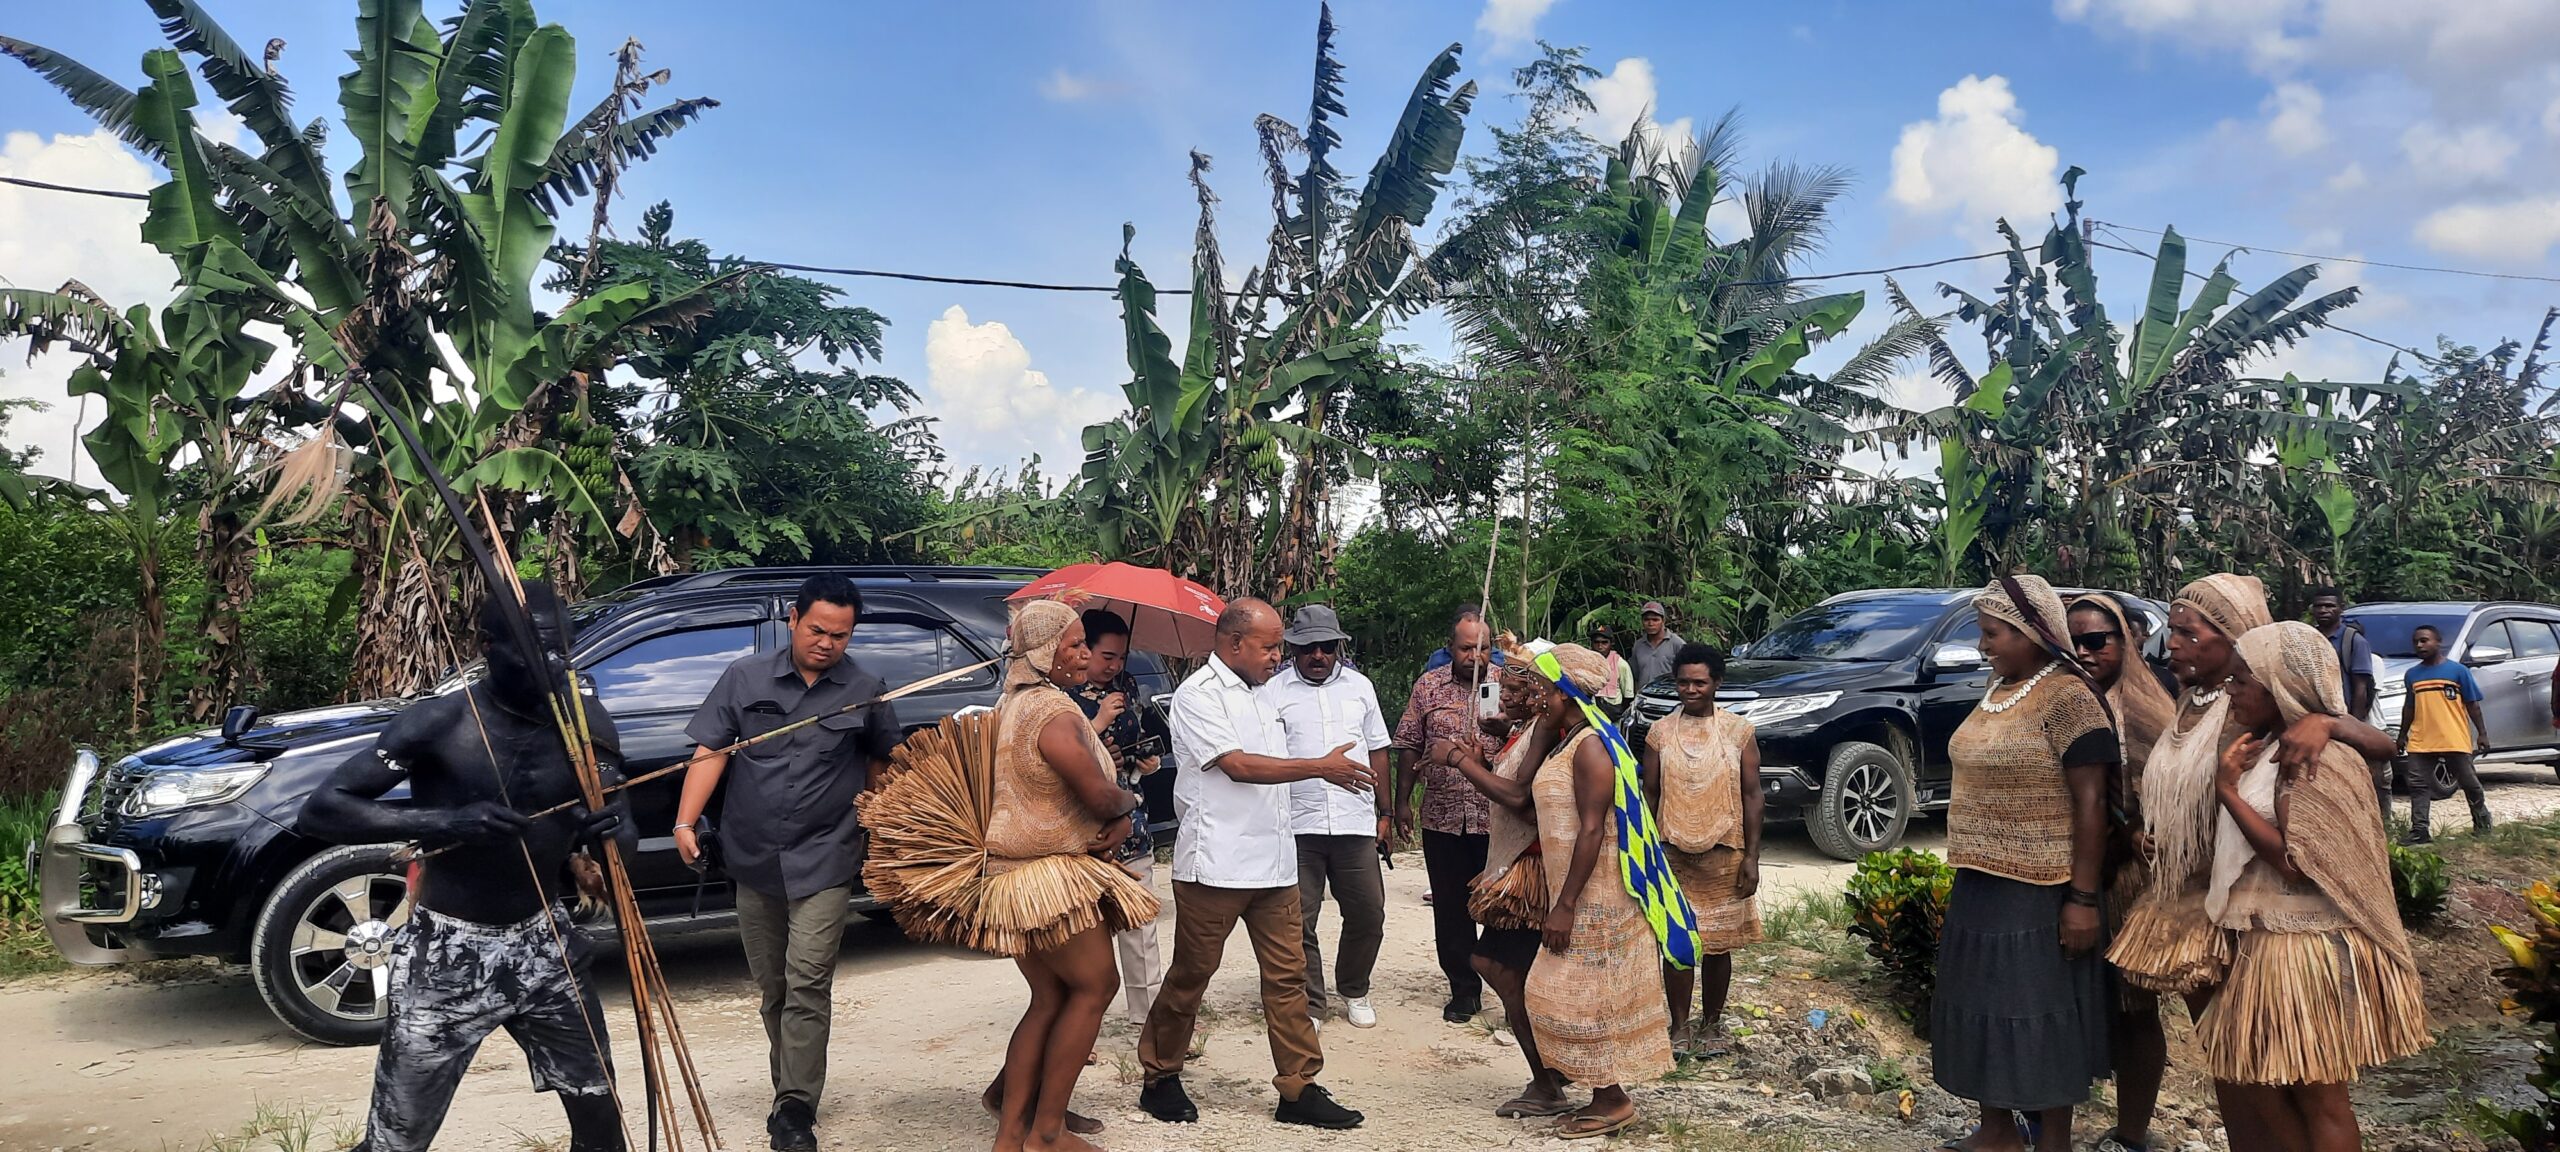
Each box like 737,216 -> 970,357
1263,605 -> 1395,1030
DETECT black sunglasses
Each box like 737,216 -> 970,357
1297,640 -> 1343,655
2071,630 -> 2122,652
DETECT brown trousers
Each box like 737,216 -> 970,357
1138,880 -> 1324,1099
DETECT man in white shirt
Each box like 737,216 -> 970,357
1141,598 -> 1375,1131
1264,605 -> 1394,1031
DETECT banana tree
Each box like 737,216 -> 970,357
1899,168 -> 2365,594
6,0 -> 719,695
1078,7 -> 1473,598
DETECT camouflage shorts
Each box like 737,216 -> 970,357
355,901 -> 615,1152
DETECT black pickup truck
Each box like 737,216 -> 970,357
1623,587 -> 2169,862
31,566 -> 1173,1045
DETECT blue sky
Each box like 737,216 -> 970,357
5,0 -> 2558,488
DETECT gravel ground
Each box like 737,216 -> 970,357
1,761 -> 2551,1152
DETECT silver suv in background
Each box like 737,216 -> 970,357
2343,601 -> 2560,782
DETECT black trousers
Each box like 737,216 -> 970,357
1420,829 -> 1488,1005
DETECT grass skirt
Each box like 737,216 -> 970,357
2196,927 -> 2431,1085
2105,884 -> 2229,995
1467,853 -> 1547,931
858,713 -> 1161,958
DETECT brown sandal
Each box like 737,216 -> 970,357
1556,1108 -> 1636,1140
1495,1090 -> 1576,1118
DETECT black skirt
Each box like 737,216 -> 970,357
1929,869 -> 2112,1111
1472,926 -> 1542,972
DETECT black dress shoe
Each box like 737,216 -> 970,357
767,1099 -> 816,1151
1140,1075 -> 1199,1123
1442,995 -> 1481,1023
1275,1083 -> 1364,1129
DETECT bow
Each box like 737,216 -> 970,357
347,369 -> 718,1150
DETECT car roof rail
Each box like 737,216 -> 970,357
651,565 -> 1050,591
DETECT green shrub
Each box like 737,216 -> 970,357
2484,880 -> 2560,1151
2391,841 -> 2450,928
1844,848 -> 1954,1033
0,791 -> 49,922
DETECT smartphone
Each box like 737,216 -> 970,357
1476,678 -> 1501,719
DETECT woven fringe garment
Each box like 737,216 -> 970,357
2106,695 -> 2234,994
1467,727 -> 1549,932
858,710 -> 1160,957
2195,622 -> 2430,1084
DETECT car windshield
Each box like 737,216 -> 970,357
1746,597 -> 1949,662
2344,609 -> 2470,658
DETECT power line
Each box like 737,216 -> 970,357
2086,229 -> 2442,365
5,170 -> 2550,302
0,174 -> 149,201
2089,218 -> 2560,287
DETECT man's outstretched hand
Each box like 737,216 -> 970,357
1314,742 -> 1375,793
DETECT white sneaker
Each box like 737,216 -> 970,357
1309,1013 -> 1324,1034
1346,998 -> 1378,1028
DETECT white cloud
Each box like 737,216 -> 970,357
2055,0 -> 2560,99
1475,0 -> 1560,55
920,305 -> 1119,472
2543,94 -> 2560,138
1038,68 -> 1110,102
0,128 -> 169,483
2411,196 -> 2560,262
1887,75 -> 2063,235
2323,162 -> 2367,191
2261,82 -> 2327,154
2398,122 -> 2518,184
1571,57 -> 1692,152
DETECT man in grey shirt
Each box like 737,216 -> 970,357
1630,600 -> 1688,690
672,574 -> 899,1151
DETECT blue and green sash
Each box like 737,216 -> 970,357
1532,650 -> 1703,969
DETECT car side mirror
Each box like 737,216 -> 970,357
1929,643 -> 1985,672
221,704 -> 260,742
2465,644 -> 2511,666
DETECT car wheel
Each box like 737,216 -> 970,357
249,843 -> 413,1047
2429,760 -> 2458,801
1806,740 -> 1913,862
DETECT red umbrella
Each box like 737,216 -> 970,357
1006,562 -> 1227,658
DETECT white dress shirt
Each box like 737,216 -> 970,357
1263,664 -> 1393,837
1166,654 -> 1297,888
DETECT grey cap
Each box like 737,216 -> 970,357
1640,600 -> 1668,618
1284,604 -> 1350,645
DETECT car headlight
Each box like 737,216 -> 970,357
125,764 -> 268,817
1722,691 -> 1840,727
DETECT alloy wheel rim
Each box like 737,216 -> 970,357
1842,761 -> 1900,846
285,872 -> 412,1022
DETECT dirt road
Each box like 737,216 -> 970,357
3,763 -> 2552,1152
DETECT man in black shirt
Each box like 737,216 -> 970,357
671,575 -> 899,1151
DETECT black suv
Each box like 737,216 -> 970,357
1624,588 -> 2165,861
31,566 -> 1173,1046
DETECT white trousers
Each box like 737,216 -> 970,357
1113,859 -> 1165,1024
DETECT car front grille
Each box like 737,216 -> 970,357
77,759 -> 147,832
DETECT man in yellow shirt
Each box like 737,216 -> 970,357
2397,624 -> 2492,844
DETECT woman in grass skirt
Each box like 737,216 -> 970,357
861,599 -> 1156,1152
2201,622 -> 2429,1151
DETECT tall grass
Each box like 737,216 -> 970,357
1,790 -> 61,978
